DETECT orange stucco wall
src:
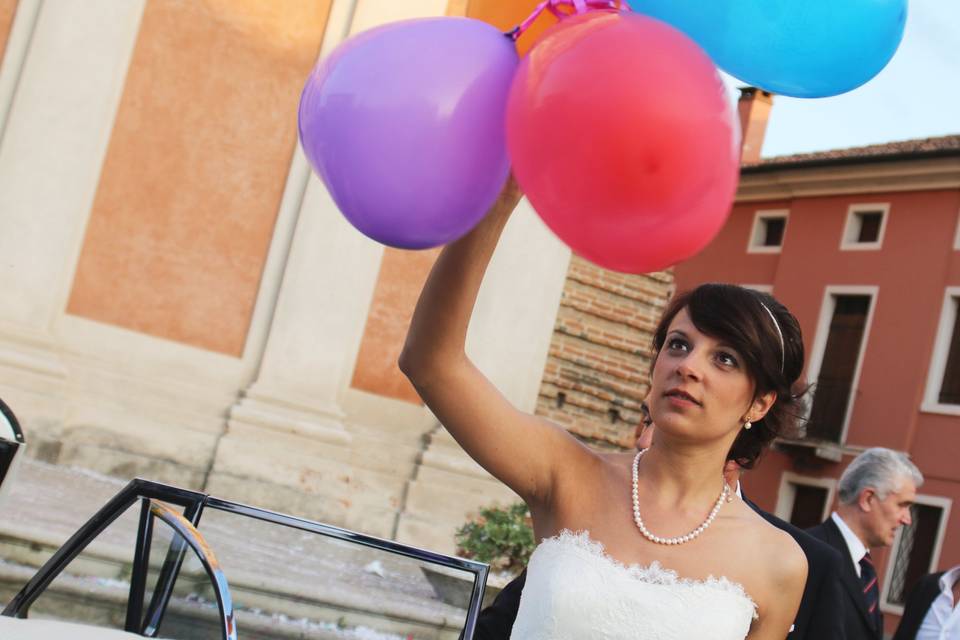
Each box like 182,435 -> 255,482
349,0 -> 555,402
67,0 -> 331,356
0,0 -> 18,63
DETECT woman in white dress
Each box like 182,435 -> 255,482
399,179 -> 808,639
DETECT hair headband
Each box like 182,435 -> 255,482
758,301 -> 785,374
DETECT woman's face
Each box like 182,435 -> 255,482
648,307 -> 772,445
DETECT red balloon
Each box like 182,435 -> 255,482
506,11 -> 740,273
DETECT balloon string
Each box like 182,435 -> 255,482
506,0 -> 632,41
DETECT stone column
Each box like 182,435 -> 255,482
0,0 -> 146,451
230,0 -> 458,434
211,0 -> 456,536
215,0 -> 572,545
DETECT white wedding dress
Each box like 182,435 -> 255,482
509,531 -> 758,640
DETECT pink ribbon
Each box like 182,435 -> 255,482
508,0 -> 632,41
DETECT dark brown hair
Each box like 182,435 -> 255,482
652,283 -> 807,469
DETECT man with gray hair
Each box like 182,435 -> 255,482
808,447 -> 924,640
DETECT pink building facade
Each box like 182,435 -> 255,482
674,134 -> 960,634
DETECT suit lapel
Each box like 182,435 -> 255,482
818,519 -> 877,632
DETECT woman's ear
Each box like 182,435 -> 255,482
747,391 -> 777,423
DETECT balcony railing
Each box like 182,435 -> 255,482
805,376 -> 854,444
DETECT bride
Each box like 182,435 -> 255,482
399,179 -> 807,639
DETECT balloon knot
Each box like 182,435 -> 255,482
506,0 -> 631,42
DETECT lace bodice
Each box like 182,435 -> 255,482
509,531 -> 758,640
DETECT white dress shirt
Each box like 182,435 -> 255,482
832,512 -> 869,577
917,566 -> 960,640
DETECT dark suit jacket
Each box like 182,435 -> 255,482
807,517 -> 883,640
470,568 -> 527,640
468,499 -> 847,640
892,571 -> 946,640
745,498 -> 848,640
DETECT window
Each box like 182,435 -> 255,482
775,473 -> 835,530
806,288 -> 877,443
939,306 -> 960,404
762,218 -> 787,247
953,208 -> 960,250
882,496 -> 952,614
857,212 -> 883,243
789,485 -> 829,529
841,204 -> 889,250
748,210 -> 789,253
923,287 -> 960,415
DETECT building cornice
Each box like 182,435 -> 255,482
736,155 -> 960,202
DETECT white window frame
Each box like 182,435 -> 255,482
840,203 -> 889,251
880,494 -> 953,615
806,286 -> 879,444
747,209 -> 790,254
774,472 -> 836,524
953,207 -> 960,250
921,287 -> 960,416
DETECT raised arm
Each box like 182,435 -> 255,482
399,178 -> 589,507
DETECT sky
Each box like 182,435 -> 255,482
718,0 -> 960,158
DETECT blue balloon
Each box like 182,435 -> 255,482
628,0 -> 908,98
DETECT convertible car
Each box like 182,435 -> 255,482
0,401 -> 489,640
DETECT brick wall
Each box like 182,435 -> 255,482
536,256 -> 674,449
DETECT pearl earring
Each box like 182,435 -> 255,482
744,419 -> 752,430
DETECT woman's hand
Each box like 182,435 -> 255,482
494,173 -> 523,217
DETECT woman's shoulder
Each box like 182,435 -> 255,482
769,526 -> 807,576
730,516 -> 807,638
725,501 -> 807,580
747,510 -> 808,584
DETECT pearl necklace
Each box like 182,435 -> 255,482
631,449 -> 730,545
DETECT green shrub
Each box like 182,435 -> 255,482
455,503 -> 535,574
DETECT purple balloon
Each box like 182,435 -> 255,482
299,18 -> 519,249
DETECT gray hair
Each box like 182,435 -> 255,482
837,448 -> 923,505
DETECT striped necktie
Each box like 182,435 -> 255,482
859,552 -> 881,631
